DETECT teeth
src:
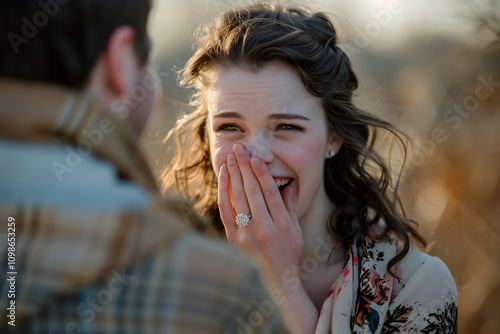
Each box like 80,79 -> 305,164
275,179 -> 291,188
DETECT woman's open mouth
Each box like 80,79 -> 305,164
275,178 -> 293,192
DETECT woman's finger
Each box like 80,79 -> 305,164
226,153 -> 252,225
233,144 -> 273,230
249,156 -> 291,226
218,163 -> 237,237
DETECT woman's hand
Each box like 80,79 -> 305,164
218,143 -> 318,334
218,142 -> 303,285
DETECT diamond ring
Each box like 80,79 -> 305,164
235,213 -> 252,227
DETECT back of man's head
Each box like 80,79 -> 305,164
0,0 -> 151,89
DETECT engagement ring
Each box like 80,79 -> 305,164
235,213 -> 252,227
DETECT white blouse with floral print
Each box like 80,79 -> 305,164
315,236 -> 458,333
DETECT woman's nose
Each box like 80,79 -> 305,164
246,129 -> 274,164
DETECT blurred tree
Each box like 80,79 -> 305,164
400,2 -> 500,333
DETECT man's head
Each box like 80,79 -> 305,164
0,0 -> 155,135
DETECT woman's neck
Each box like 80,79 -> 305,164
299,182 -> 339,261
297,183 -> 347,310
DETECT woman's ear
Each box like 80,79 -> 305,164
104,25 -> 138,97
326,131 -> 343,158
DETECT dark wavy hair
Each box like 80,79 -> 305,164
162,2 -> 426,273
0,0 -> 151,88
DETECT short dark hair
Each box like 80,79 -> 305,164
0,0 -> 151,88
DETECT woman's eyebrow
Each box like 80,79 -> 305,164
212,111 -> 310,121
269,113 -> 310,121
213,111 -> 244,119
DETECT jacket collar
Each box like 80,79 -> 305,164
0,79 -> 159,193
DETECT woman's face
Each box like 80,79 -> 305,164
206,62 -> 341,223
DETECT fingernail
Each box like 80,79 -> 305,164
219,163 -> 227,175
227,154 -> 236,166
235,143 -> 245,156
250,157 -> 261,168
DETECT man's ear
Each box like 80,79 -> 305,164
105,25 -> 138,96
326,131 -> 343,158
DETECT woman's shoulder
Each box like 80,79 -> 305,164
351,238 -> 458,332
364,238 -> 457,301
396,246 -> 456,289
382,246 -> 459,332
391,246 -> 458,314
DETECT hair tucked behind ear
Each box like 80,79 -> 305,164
161,2 -> 426,275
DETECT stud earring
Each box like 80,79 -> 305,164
329,150 -> 336,157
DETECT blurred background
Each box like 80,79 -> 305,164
141,0 -> 500,333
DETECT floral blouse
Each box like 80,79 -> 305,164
315,236 -> 458,333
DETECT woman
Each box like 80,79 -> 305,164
162,3 -> 458,333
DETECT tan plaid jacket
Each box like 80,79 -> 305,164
0,80 -> 288,333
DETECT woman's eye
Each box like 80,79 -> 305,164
276,124 -> 304,132
218,124 -> 241,132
